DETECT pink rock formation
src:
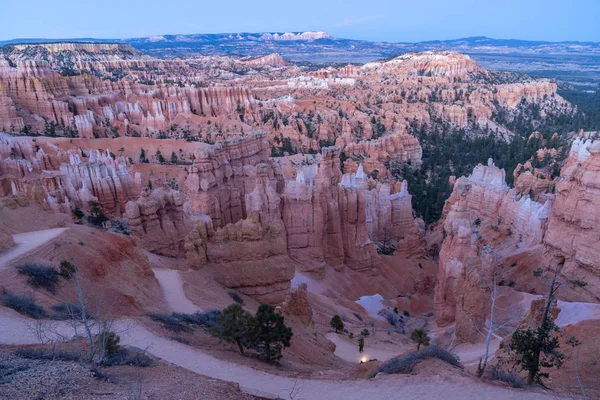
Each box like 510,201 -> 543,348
543,138 -> 600,302
125,187 -> 187,257
0,134 -> 141,216
435,159 -> 553,341
283,283 -> 313,324
185,162 -> 294,303
184,131 -> 271,226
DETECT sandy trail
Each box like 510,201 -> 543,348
0,307 -> 552,400
152,268 -> 201,314
0,228 -> 68,268
326,332 -> 401,363
0,228 -> 553,399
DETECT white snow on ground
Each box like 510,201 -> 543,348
556,300 -> 600,327
0,228 -> 67,268
355,294 -> 386,320
152,268 -> 202,314
291,271 -> 325,295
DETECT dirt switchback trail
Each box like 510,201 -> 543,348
152,268 -> 202,313
119,322 -> 552,400
0,228 -> 68,268
0,228 -> 553,400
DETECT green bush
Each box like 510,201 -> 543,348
211,304 -> 256,355
16,263 -> 60,294
147,313 -> 192,333
59,261 -> 77,279
1,293 -> 47,319
369,346 -> 461,377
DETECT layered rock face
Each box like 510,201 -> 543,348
182,133 -> 425,300
185,162 -> 294,303
125,187 -> 187,257
0,57 -> 254,135
543,138 -> 600,302
283,283 -> 313,324
0,133 -> 141,216
283,149 -> 423,273
436,138 -> 600,341
184,131 -> 271,226
435,159 -> 553,341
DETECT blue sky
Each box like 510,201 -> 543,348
2,0 -> 598,42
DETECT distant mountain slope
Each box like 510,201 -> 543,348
1,32 -> 599,86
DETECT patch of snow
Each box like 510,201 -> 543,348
355,294 -> 386,320
556,301 -> 600,327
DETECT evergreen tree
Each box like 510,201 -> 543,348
510,266 -> 586,384
330,315 -> 344,333
410,328 -> 430,350
212,304 -> 257,355
251,304 -> 293,362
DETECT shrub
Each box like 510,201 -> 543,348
1,293 -> 47,319
59,260 -> 77,279
147,313 -> 192,333
227,291 -> 245,305
101,347 -> 153,367
489,365 -> 526,388
0,363 -> 29,383
51,303 -> 91,320
16,263 -> 60,294
410,328 -> 431,350
102,331 -> 121,355
384,310 -> 403,329
360,328 -> 370,338
330,315 -> 344,333
173,310 -> 221,329
369,346 -> 461,377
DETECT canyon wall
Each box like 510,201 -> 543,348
0,133 -> 141,216
435,159 -> 552,341
543,138 -> 600,302
125,187 -> 187,257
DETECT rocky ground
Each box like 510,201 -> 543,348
0,347 -> 253,400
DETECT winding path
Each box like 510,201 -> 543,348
0,228 -> 68,268
152,268 -> 201,313
0,228 -> 555,399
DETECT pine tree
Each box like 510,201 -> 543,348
212,304 -> 256,355
511,266 -> 586,384
252,304 -> 293,362
330,315 -> 344,333
410,328 -> 430,350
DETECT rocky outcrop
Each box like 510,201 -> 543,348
184,131 -> 271,227
0,134 -> 141,216
0,227 -> 14,253
435,159 -> 553,341
362,52 -> 484,79
185,161 -> 294,303
283,149 -> 424,273
283,283 -> 313,324
240,53 -> 286,68
543,138 -> 600,302
125,187 -> 187,257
